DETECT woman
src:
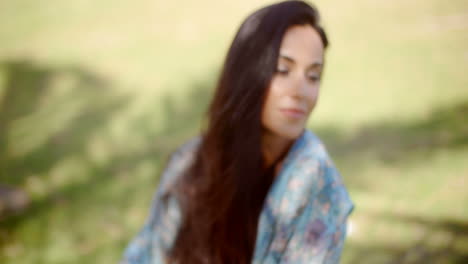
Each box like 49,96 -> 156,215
122,1 -> 354,263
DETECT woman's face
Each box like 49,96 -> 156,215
261,24 -> 324,140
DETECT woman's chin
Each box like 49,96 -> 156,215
276,126 -> 305,141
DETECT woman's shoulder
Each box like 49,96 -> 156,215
302,129 -> 355,218
158,136 -> 202,193
301,129 -> 332,160
172,136 -> 202,159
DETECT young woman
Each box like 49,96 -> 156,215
122,1 -> 354,263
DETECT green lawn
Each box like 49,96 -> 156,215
1,0 -> 467,263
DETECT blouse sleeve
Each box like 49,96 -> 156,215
323,217 -> 350,264
278,157 -> 354,263
120,138 -> 199,264
321,161 -> 355,264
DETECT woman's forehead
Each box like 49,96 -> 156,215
279,24 -> 324,64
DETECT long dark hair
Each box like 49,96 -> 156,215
169,1 -> 328,263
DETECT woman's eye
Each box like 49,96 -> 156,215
276,68 -> 289,75
307,75 -> 320,82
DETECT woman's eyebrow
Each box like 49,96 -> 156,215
279,54 -> 322,69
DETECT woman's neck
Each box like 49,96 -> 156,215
261,131 -> 294,170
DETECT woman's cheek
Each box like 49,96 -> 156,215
307,85 -> 320,111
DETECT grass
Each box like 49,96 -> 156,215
0,0 -> 467,263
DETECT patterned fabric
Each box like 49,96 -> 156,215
121,130 -> 354,264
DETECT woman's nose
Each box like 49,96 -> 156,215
290,73 -> 308,99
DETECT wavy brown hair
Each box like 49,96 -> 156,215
168,1 -> 329,263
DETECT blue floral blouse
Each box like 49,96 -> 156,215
121,129 -> 354,263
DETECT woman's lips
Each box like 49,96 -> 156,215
280,108 -> 306,119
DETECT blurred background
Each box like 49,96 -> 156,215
0,0 -> 467,263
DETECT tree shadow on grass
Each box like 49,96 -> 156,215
0,64 -> 216,261
0,59 -> 130,187
0,59 -> 131,253
313,99 -> 468,190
